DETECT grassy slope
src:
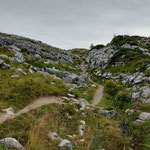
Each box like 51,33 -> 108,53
0,103 -> 128,150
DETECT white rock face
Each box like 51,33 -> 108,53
86,45 -> 116,69
58,139 -> 72,150
0,138 -> 24,150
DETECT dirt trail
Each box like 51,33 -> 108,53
79,61 -> 104,105
0,96 -> 64,124
0,62 -> 103,124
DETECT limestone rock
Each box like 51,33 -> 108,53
58,139 -> 72,150
0,137 -> 25,150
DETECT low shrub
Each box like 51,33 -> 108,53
114,91 -> 132,109
104,80 -> 123,96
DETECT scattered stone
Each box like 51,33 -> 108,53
51,82 -> 56,85
0,54 -> 8,58
3,107 -> 15,115
48,132 -> 61,141
66,135 -> 73,139
91,84 -> 96,87
78,125 -> 85,136
67,93 -> 75,98
80,120 -> 86,125
0,137 -> 24,150
15,68 -> 26,75
0,59 -> 4,65
62,97 -> 70,101
79,139 -> 85,142
11,75 -> 20,78
98,110 -> 117,117
37,71 -> 50,77
58,139 -> 72,150
139,112 -> 150,121
144,98 -> 150,105
34,54 -> 42,59
14,52 -> 25,62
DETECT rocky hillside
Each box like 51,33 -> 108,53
0,33 -> 150,150
87,35 -> 150,105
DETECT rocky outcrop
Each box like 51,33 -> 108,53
45,67 -> 86,86
86,45 -> 116,69
121,44 -> 150,55
0,34 -> 74,64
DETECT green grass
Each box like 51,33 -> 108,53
0,69 -> 70,111
139,105 -> 150,113
0,103 -> 130,150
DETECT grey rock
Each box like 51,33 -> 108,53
0,36 -> 13,46
29,66 -> 40,72
0,137 -> 24,150
48,132 -> 61,141
98,110 -> 117,117
11,75 -> 20,78
132,92 -> 140,100
15,68 -> 26,75
3,107 -> 15,115
0,59 -> 4,65
34,54 -> 42,59
11,45 -> 21,52
63,74 -> 86,85
45,67 -> 69,76
67,93 -> 75,98
144,98 -> 150,105
44,59 -> 59,65
78,125 -> 85,136
1,63 -> 10,69
0,54 -> 8,58
37,71 -> 50,77
141,86 -> 150,98
86,45 -> 116,69
139,112 -> 150,121
121,44 -> 150,55
58,139 -> 72,150
14,52 -> 25,62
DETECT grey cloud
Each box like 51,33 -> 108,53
0,0 -> 150,49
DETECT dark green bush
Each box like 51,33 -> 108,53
104,80 -> 122,96
114,91 -> 131,109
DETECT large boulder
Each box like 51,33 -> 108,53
0,137 -> 25,150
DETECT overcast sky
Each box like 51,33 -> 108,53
0,0 -> 150,49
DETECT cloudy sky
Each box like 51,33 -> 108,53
0,0 -> 150,49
